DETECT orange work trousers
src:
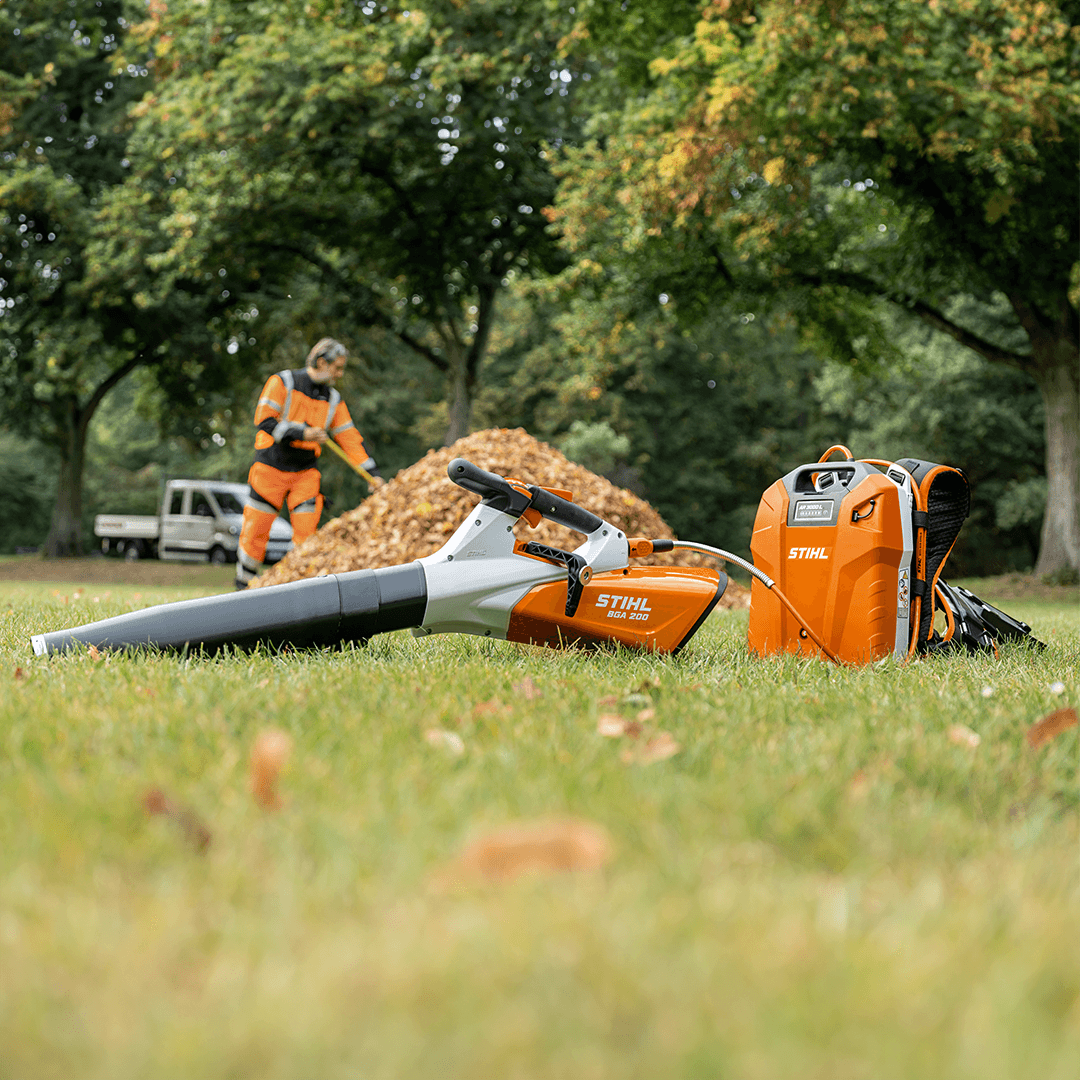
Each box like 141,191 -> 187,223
237,462 -> 322,580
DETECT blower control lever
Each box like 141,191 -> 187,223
523,543 -> 592,617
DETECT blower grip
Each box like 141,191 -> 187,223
448,458 -> 532,517
526,486 -> 603,535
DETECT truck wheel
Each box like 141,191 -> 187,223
208,545 -> 229,565
123,541 -> 142,562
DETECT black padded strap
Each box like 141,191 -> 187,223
896,458 -> 970,649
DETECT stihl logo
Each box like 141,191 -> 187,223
788,547 -> 830,560
595,594 -> 652,621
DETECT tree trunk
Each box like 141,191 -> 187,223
1030,353 -> 1079,577
442,286 -> 496,447
44,399 -> 90,558
444,339 -> 473,447
1008,294 -> 1079,577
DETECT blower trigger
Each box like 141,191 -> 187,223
522,542 -> 592,617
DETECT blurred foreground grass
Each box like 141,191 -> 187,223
1,578 -> 1077,1080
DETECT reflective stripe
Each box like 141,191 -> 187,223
236,545 -> 261,573
360,457 -> 377,471
293,497 -> 319,514
246,491 -> 280,515
271,419 -> 301,443
330,419 -> 354,436
325,388 -> 340,431
280,369 -> 295,419
258,395 -> 283,411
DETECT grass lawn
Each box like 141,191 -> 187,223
1,561 -> 1077,1079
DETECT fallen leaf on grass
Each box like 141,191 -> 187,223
597,713 -> 638,738
512,676 -> 542,701
13,667 -> 25,682
1025,707 -> 1078,749
621,731 -> 681,765
424,728 -> 465,757
87,644 -> 104,663
948,724 -> 981,749
142,788 -> 212,852
250,729 -> 293,810
473,697 -> 508,717
636,707 -> 656,723
848,770 -> 871,801
445,817 -> 612,883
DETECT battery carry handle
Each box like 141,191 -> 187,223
448,458 -> 604,535
795,461 -> 860,493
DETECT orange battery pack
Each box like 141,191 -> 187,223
748,459 -> 916,664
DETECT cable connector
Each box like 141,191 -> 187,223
628,538 -> 674,557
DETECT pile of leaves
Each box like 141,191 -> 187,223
252,427 -> 750,609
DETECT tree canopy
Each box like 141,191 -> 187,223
120,0 -> 585,443
0,0 -> 245,554
0,0 -> 1070,574
552,0 -> 1079,573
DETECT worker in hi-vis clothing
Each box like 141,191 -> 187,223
235,337 -> 383,589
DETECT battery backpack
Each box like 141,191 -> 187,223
747,446 -> 1039,664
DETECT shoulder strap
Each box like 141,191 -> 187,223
895,458 -> 970,650
278,369 -> 295,422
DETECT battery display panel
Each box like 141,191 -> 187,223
791,499 -> 837,526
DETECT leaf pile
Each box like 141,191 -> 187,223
252,427 -> 750,609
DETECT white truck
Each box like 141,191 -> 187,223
94,478 -> 293,565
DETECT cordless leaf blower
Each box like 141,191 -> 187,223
32,458 -> 814,658
747,445 -> 1041,664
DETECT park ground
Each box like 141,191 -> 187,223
1,555 -> 1077,1079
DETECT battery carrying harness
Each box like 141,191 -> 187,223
827,447 -> 1041,657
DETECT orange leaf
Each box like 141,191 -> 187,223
424,728 -> 465,756
621,731 -> 681,765
142,787 -> 211,852
448,817 -> 612,882
948,724 -> 981,749
250,729 -> 293,810
597,713 -> 627,737
512,676 -> 542,701
1026,707 -> 1078,749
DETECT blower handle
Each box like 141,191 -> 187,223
448,458 -> 533,517
524,485 -> 603,535
448,458 -> 604,535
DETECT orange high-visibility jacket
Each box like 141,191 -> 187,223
252,368 -> 378,475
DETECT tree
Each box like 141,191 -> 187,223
120,0 -> 584,445
0,0 -> 244,555
555,0 -> 1079,574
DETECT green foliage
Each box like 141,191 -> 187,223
554,0 -> 1079,573
558,420 -> 630,477
814,311 -> 1047,574
120,0 -> 589,441
0,0 -> 252,554
0,431 -> 56,553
